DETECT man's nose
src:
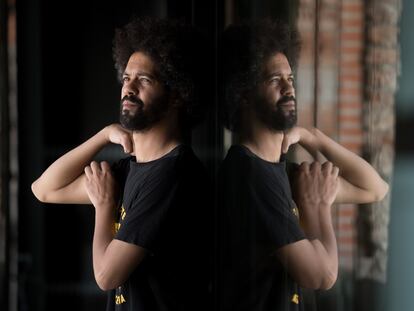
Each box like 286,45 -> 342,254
281,80 -> 294,97
123,80 -> 139,97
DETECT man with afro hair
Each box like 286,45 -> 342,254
32,17 -> 211,311
217,19 -> 388,311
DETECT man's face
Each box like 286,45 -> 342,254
254,52 -> 297,131
120,52 -> 168,131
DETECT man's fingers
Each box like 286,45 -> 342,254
321,161 -> 333,174
120,133 -> 133,153
332,166 -> 339,178
100,161 -> 111,172
84,166 -> 92,180
310,161 -> 321,172
90,161 -> 100,173
299,161 -> 310,173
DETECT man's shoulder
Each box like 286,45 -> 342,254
221,145 -> 256,171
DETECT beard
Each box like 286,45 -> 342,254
119,95 -> 168,131
255,95 -> 297,131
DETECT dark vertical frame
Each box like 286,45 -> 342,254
16,0 -> 46,308
0,0 -> 10,308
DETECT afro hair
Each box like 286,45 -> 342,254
220,19 -> 301,132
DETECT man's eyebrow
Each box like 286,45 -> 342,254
265,72 -> 294,79
122,71 -> 157,79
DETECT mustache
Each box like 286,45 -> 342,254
276,96 -> 296,106
121,95 -> 144,107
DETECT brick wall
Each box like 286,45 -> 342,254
337,0 -> 365,272
296,0 -> 366,272
296,0 -> 400,282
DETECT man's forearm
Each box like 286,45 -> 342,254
32,128 -> 109,202
296,196 -> 338,288
315,205 -> 338,288
93,207 -> 116,290
298,204 -> 321,240
300,128 -> 388,201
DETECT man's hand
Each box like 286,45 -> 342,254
104,124 -> 134,154
281,126 -> 307,153
291,161 -> 339,239
293,161 -> 339,210
84,161 -> 118,209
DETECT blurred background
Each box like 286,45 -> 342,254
0,0 -> 413,310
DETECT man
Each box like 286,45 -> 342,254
32,17 -> 211,310
217,19 -> 388,311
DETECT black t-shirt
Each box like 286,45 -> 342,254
106,145 -> 211,311
217,145 -> 305,311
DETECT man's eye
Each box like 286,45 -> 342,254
122,77 -> 130,83
270,78 -> 280,84
140,77 -> 151,84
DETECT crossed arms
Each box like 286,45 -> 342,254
32,124 -> 145,290
276,127 -> 388,290
32,125 -> 388,291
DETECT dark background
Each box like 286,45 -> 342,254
16,1 -> 221,310
2,0 -> 412,310
11,0 -> 301,310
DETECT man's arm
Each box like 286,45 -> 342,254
31,124 -> 133,204
85,161 -> 146,291
276,161 -> 338,290
282,127 -> 389,204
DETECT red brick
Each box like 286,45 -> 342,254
338,205 -> 357,216
340,60 -> 361,68
342,17 -> 363,28
342,2 -> 363,12
341,32 -> 363,41
340,128 -> 363,136
339,87 -> 362,96
341,45 -> 363,54
339,236 -> 355,244
339,114 -> 361,122
339,223 -> 354,231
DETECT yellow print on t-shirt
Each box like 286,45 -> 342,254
291,293 -> 299,304
120,206 -> 126,220
115,293 -> 126,305
115,286 -> 127,305
114,205 -> 127,233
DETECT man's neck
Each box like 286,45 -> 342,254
240,119 -> 284,163
131,118 -> 181,163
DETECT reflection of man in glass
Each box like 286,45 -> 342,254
218,19 -> 388,311
32,17 -> 210,311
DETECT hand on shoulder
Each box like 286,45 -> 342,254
281,126 -> 309,153
103,124 -> 134,154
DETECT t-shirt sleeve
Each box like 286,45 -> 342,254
114,166 -> 179,253
249,165 -> 305,250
